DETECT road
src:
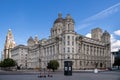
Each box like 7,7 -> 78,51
0,70 -> 120,80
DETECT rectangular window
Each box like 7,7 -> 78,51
47,47 -> 49,55
64,36 -> 65,40
72,48 -> 74,53
67,36 -> 70,40
68,47 -> 70,53
72,36 -> 74,40
68,24 -> 70,30
80,61 -> 82,66
72,42 -> 74,46
50,46 -> 52,55
67,41 -> 70,45
44,48 -> 46,56
64,48 -> 65,53
53,45 -> 55,54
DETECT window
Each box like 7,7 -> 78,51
53,45 -> 55,54
103,49 -> 104,56
64,41 -> 65,45
55,30 -> 57,34
80,61 -> 82,66
67,36 -> 70,40
64,48 -> 65,53
67,41 -> 70,45
68,47 -> 70,53
58,29 -> 60,32
44,48 -> 46,56
72,36 -> 74,40
72,42 -> 74,46
53,30 -> 54,35
63,36 -> 65,40
47,47 -> 49,55
72,48 -> 74,53
68,24 -> 70,30
99,49 -> 101,56
50,46 -> 52,55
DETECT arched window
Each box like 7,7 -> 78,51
68,24 -> 70,30
53,30 -> 54,35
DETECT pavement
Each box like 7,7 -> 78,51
0,70 -> 120,80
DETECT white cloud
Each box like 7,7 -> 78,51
85,33 -> 91,38
75,23 -> 91,31
76,2 -> 120,52
111,34 -> 116,43
84,3 -> 120,22
114,30 -> 120,36
111,34 -> 120,52
76,2 -> 120,31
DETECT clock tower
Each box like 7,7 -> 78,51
4,29 -> 16,59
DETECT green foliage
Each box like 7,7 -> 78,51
114,57 -> 120,69
0,61 -> 4,67
47,60 -> 59,72
47,62 -> 51,69
0,58 -> 16,68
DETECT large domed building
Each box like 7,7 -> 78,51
10,13 -> 111,70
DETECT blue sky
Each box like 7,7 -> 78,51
0,0 -> 120,59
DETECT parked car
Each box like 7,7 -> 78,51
108,67 -> 118,71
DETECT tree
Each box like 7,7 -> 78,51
47,60 -> 59,72
0,58 -> 16,70
47,62 -> 51,70
114,57 -> 120,69
0,61 -> 4,67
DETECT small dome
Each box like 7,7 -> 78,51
54,18 -> 64,24
103,31 -> 110,37
54,13 -> 64,24
65,14 -> 74,23
103,31 -> 110,36
27,36 -> 35,46
27,36 -> 34,42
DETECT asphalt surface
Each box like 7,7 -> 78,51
0,70 -> 120,80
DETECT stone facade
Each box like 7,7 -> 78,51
11,45 -> 28,69
11,13 -> 111,70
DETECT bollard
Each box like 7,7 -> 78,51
94,68 -> 98,73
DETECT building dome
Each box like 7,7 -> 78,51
27,36 -> 34,42
103,31 -> 110,36
65,14 -> 75,23
27,37 -> 35,46
54,18 -> 64,24
54,13 -> 64,24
